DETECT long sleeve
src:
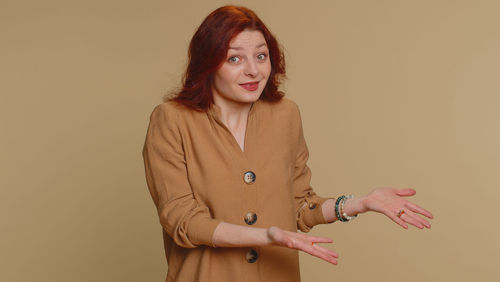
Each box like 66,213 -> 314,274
142,104 -> 222,248
291,103 -> 333,232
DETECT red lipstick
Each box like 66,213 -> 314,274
239,81 -> 259,91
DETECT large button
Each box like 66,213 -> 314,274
244,212 -> 257,225
246,249 -> 259,263
243,171 -> 256,184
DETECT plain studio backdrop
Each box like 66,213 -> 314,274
1,0 -> 499,281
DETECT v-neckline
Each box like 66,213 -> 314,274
208,101 -> 258,158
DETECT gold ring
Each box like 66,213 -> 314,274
397,209 -> 405,218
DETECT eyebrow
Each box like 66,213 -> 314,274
228,43 -> 268,50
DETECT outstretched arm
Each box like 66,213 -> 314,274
212,222 -> 339,265
322,188 -> 434,229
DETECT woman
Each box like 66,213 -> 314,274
142,5 -> 433,282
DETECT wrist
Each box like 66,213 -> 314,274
263,227 -> 275,246
322,199 -> 337,223
343,195 -> 368,216
267,226 -> 290,247
211,223 -> 273,248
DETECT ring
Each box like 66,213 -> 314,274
397,209 -> 405,218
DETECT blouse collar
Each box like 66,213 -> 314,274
208,99 -> 261,121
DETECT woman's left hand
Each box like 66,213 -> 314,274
356,188 -> 434,229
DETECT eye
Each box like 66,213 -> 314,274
257,53 -> 267,61
228,56 -> 241,63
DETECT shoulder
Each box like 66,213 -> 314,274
259,97 -> 303,127
265,96 -> 299,109
152,100 -> 190,116
260,97 -> 301,117
149,100 -> 197,124
255,97 -> 304,137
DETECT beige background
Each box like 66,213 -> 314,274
1,0 -> 499,281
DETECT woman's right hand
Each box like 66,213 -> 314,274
266,226 -> 338,265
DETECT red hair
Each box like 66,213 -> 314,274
168,5 -> 286,110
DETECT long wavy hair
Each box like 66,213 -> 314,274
167,5 -> 286,110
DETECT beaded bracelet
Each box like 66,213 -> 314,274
335,195 -> 358,222
341,194 -> 358,221
335,195 -> 347,222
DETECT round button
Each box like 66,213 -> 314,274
308,203 -> 317,210
244,212 -> 257,225
246,249 -> 259,263
243,171 -> 256,184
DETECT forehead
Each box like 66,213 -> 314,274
228,30 -> 267,49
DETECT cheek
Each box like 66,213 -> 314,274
213,75 -> 224,92
214,70 -> 234,91
217,67 -> 240,85
262,62 -> 272,79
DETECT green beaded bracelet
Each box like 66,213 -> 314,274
341,194 -> 358,221
335,195 -> 347,222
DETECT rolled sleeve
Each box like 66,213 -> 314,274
142,103 -> 222,248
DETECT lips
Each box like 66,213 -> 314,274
239,81 -> 259,91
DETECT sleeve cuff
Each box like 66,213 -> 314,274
187,215 -> 223,247
298,196 -> 334,232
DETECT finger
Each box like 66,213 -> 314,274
402,208 -> 431,229
297,239 -> 339,259
289,231 -> 333,243
304,244 -> 339,265
311,238 -> 333,244
396,188 -> 416,197
285,233 -> 339,265
312,243 -> 339,258
384,208 -> 408,229
405,202 -> 434,219
316,252 -> 338,265
400,212 -> 425,229
295,233 -> 333,244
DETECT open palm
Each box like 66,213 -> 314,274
363,188 -> 433,229
266,226 -> 338,265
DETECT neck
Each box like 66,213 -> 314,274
213,97 -> 254,131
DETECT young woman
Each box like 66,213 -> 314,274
142,5 -> 433,282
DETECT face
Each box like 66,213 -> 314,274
212,29 -> 271,107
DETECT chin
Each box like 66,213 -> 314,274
240,93 -> 262,103
234,90 -> 262,103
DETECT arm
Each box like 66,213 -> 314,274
322,189 -> 433,229
291,103 -> 335,231
344,188 -> 433,229
142,104 -> 222,248
211,222 -> 339,265
321,197 -> 365,223
143,103 -> 338,264
290,100 -> 434,229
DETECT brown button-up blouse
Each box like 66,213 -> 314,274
142,97 -> 332,282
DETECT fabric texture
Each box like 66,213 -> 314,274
142,97 -> 332,282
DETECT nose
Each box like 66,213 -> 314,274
243,60 -> 258,77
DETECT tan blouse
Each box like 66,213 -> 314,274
142,97 -> 332,282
